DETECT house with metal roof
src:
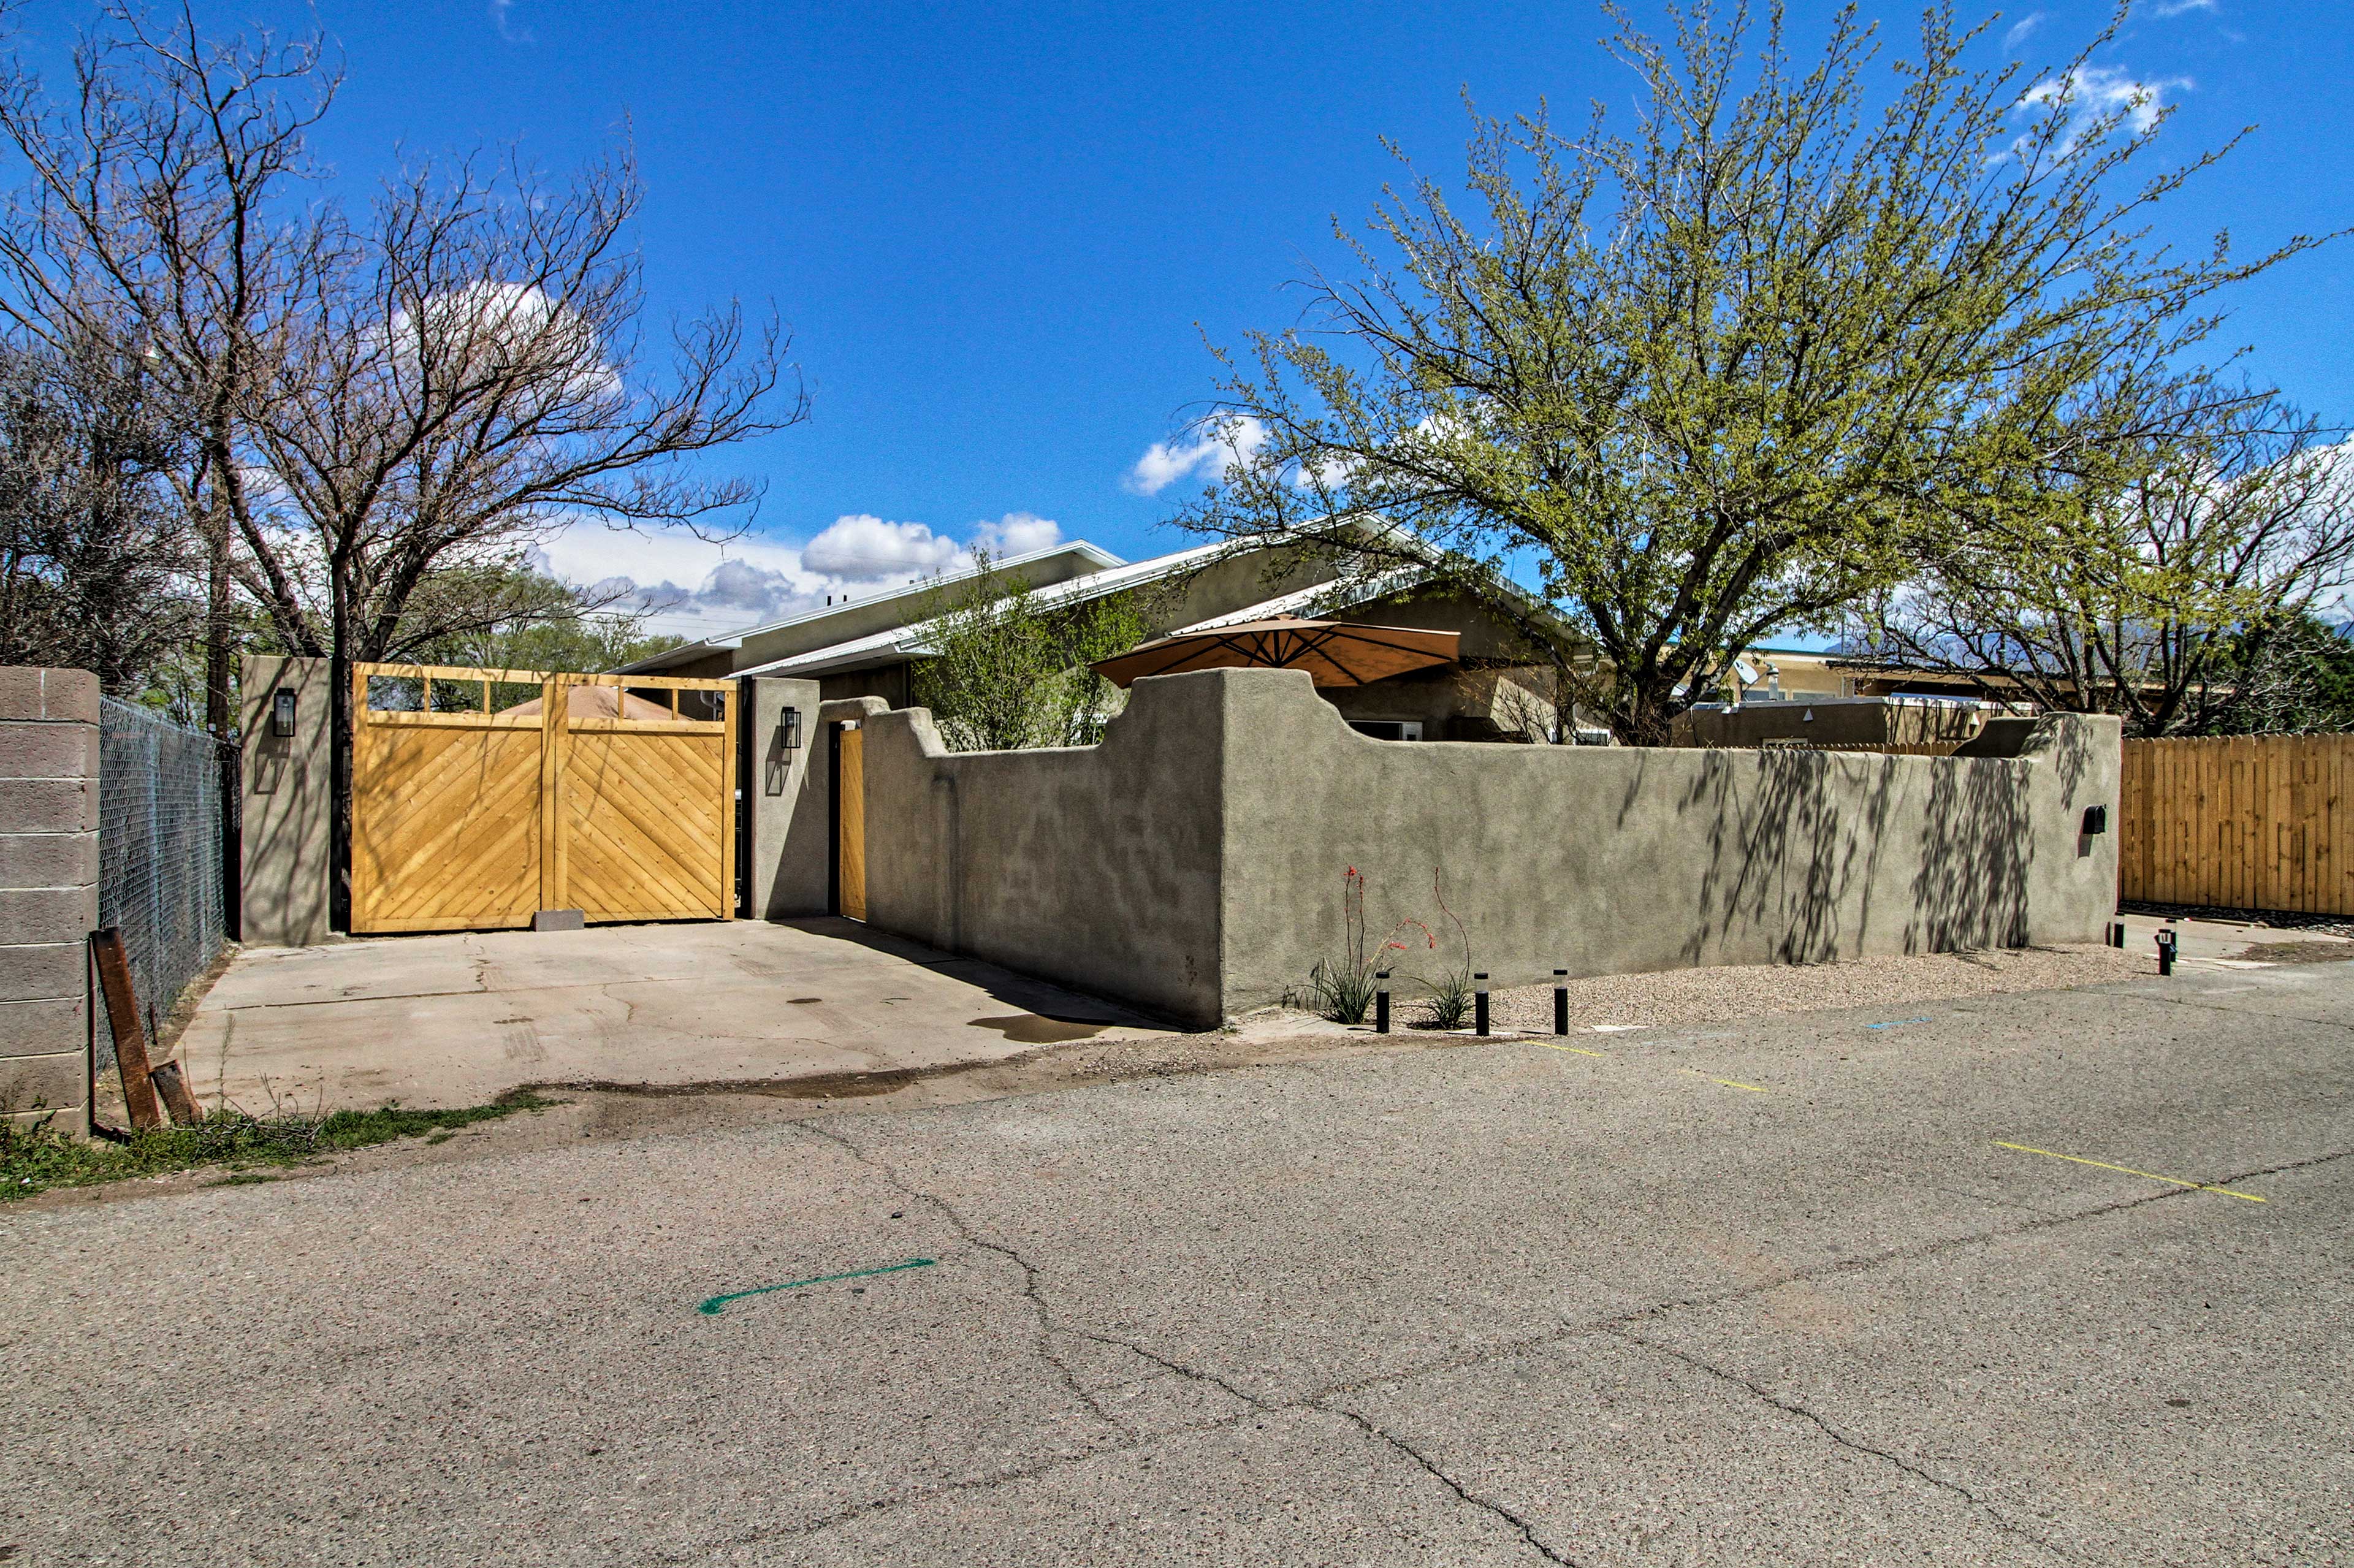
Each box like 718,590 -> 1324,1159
624,532 -> 1583,742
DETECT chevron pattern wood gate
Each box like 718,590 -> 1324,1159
350,664 -> 737,934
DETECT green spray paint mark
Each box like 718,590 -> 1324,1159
697,1258 -> 936,1316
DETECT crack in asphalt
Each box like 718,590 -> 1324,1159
2089,983 -> 2354,1034
1322,1406 -> 1582,1566
737,1119 -> 2352,1561
1603,1326 -> 2081,1562
791,1120 -> 1118,1426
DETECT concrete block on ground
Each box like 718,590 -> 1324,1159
531,908 -> 585,932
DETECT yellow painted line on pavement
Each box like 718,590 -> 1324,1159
1680,1068 -> 1767,1093
1534,1041 -> 1610,1059
1992,1142 -> 2266,1203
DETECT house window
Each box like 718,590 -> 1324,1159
1347,720 -> 1423,741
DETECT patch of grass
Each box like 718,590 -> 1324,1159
1,1091 -> 556,1202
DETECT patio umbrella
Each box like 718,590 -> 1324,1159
1089,617 -> 1460,690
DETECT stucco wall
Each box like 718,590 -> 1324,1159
742,677 -> 824,918
860,677 -> 1227,1025
1220,672 -> 2118,1014
853,668 -> 2119,1028
238,655 -> 334,948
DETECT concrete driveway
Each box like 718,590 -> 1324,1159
9,953 -> 2350,1564
177,918 -> 1169,1113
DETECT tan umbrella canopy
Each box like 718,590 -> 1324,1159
497,684 -> 679,720
1090,617 -> 1461,690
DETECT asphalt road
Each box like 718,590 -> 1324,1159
5,956 -> 2350,1566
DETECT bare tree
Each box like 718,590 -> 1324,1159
0,2 -> 335,736
0,329 -> 197,687
238,147 -> 801,921
1854,389 -> 2354,736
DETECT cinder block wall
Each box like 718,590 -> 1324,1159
854,668 -> 2121,1028
0,667 -> 98,1136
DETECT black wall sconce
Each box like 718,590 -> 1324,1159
271,687 -> 298,739
2081,804 -> 2108,835
764,705 -> 802,798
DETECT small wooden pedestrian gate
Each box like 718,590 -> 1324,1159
350,663 -> 737,934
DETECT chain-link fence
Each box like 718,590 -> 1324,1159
96,698 -> 232,1070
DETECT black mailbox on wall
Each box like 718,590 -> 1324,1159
2081,804 -> 2108,835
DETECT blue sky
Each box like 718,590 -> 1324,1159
18,1 -> 2351,639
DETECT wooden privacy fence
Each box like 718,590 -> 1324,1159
350,663 -> 736,934
2119,735 -> 2354,916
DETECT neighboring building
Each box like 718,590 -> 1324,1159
624,534 -> 1585,742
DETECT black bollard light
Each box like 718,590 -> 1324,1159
1474,973 -> 1490,1037
2111,921 -> 2126,948
1553,969 -> 1569,1037
1374,971 -> 1390,1034
2155,927 -> 2176,976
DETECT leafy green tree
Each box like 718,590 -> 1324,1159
911,552 -> 1148,751
1172,5 -> 2330,742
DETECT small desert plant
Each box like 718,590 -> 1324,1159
1419,968 -> 1476,1030
1414,869 -> 1477,1029
1294,866 -> 1433,1024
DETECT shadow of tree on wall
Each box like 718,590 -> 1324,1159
1653,749 -> 1902,966
1904,757 -> 2035,952
1627,743 -> 2044,962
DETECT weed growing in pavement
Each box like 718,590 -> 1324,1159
0,1091 -> 557,1201
1293,866 -> 1434,1023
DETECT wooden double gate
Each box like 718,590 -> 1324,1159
351,663 -> 737,934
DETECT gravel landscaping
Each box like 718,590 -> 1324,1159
1458,943 -> 2151,1035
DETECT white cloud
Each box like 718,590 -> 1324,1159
801,514 -> 965,579
490,0 -> 533,42
2015,65 -> 2188,162
971,511 -> 1064,556
1124,416 -> 1268,495
536,509 -> 1072,639
2149,0 -> 2215,16
2003,12 -> 2045,50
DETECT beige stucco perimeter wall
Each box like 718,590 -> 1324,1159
1220,671 -> 2120,1013
860,676 -> 1228,1026
851,668 -> 2118,1027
